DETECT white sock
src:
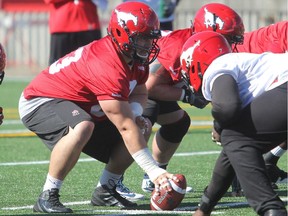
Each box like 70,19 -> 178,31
96,169 -> 122,189
43,173 -> 63,192
270,146 -> 286,157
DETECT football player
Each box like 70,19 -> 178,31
212,20 -> 288,193
180,31 -> 287,216
117,2 -> 244,196
0,43 -> 6,125
18,2 -> 178,213
193,5 -> 288,195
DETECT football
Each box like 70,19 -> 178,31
150,174 -> 187,211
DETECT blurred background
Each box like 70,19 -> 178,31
0,0 -> 287,77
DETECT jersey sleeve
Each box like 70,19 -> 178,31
157,28 -> 193,82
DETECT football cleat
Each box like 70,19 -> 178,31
266,164 -> 288,184
275,170 -> 287,184
116,176 -> 145,201
33,188 -> 73,213
91,184 -> 137,208
141,173 -> 155,193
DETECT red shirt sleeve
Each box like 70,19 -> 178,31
157,28 -> 193,82
237,21 -> 288,53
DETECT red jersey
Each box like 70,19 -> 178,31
237,21 -> 288,53
44,0 -> 100,33
157,28 -> 193,83
23,36 -> 149,121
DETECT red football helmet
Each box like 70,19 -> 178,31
0,43 -> 6,85
192,3 -> 244,46
180,31 -> 232,92
107,1 -> 161,65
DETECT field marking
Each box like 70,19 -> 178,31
0,120 -> 213,137
0,151 -> 221,166
3,198 -> 288,214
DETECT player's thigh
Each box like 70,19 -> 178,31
22,99 -> 92,149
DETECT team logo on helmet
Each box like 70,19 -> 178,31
115,9 -> 138,27
180,40 -> 200,69
204,7 -> 224,30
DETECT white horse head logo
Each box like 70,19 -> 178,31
115,9 -> 138,27
203,7 -> 224,30
180,40 -> 201,69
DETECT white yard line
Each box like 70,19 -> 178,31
3,198 -> 288,214
0,151 -> 221,166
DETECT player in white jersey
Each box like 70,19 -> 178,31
180,31 -> 287,216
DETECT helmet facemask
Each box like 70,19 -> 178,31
131,31 -> 161,65
115,26 -> 161,65
228,34 -> 244,52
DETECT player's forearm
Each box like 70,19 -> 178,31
120,120 -> 147,153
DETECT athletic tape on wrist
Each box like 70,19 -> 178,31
132,148 -> 166,181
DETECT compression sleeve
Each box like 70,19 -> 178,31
211,75 -> 242,127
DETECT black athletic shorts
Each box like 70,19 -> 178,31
22,99 -> 122,163
143,99 -> 182,125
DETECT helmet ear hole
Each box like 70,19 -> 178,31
191,65 -> 195,73
116,29 -> 121,37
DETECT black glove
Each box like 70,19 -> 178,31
211,120 -> 222,145
182,89 -> 209,109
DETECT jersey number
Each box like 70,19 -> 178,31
49,47 -> 84,74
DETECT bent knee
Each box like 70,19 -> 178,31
159,111 -> 191,143
73,120 -> 94,142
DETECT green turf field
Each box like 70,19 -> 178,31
0,79 -> 287,216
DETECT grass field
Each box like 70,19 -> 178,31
0,78 -> 287,216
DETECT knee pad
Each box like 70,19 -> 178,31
159,111 -> 190,143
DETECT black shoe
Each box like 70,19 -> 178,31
33,188 -> 73,213
266,164 -> 287,183
271,182 -> 278,190
263,209 -> 288,216
91,185 -> 137,208
276,169 -> 288,183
